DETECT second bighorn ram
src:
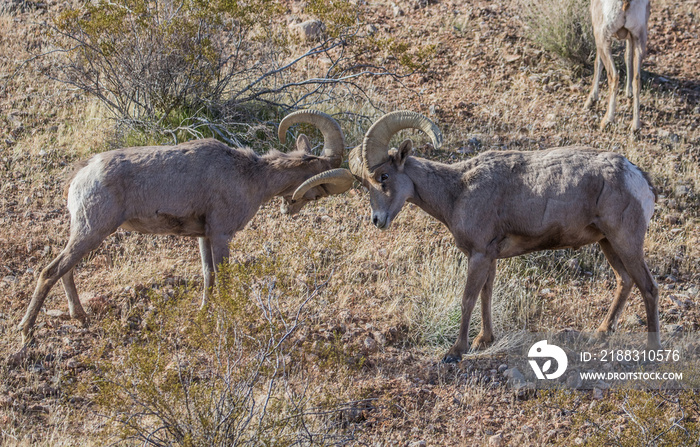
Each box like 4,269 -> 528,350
18,110 -> 354,344
344,111 -> 660,362
585,0 -> 651,131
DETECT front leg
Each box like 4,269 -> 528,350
198,237 -> 215,309
471,259 -> 497,350
624,36 -> 634,98
206,233 -> 231,305
443,253 -> 494,363
584,52 -> 603,109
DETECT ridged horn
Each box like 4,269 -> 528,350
361,111 -> 442,171
348,146 -> 363,177
278,110 -> 345,168
292,168 -> 355,201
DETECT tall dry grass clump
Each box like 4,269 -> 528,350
514,0 -> 595,67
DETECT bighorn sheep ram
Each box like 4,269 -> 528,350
18,110 -> 354,344
343,111 -> 660,363
585,0 -> 650,131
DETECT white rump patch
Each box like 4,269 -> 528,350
67,155 -> 105,232
602,0 -> 623,20
622,159 -> 654,222
624,0 -> 649,35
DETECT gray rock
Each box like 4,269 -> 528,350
466,136 -> 482,149
592,380 -> 610,390
46,309 -> 70,320
488,433 -> 504,446
2,275 -> 17,284
504,367 -> 527,388
363,336 -> 377,352
373,331 -> 387,346
592,387 -> 604,399
292,19 -> 323,40
566,371 -> 583,389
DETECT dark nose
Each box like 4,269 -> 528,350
372,215 -> 379,226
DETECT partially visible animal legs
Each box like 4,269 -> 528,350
597,239 -> 633,335
471,259 -> 497,350
599,41 -> 619,129
61,268 -> 88,326
625,36 -> 634,98
206,233 -> 231,305
198,237 -> 215,308
19,232 -> 107,344
630,34 -> 645,131
608,238 -> 661,349
623,258 -> 660,349
444,253 -> 494,363
585,52 -> 603,109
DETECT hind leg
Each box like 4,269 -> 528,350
597,239 -> 634,334
61,269 -> 88,326
605,239 -> 660,349
198,237 -> 215,309
630,34 -> 645,131
599,41 -> 619,129
585,51 -> 603,109
19,232 -> 109,344
622,256 -> 660,349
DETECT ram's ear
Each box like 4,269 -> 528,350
296,134 -> 313,153
392,139 -> 413,170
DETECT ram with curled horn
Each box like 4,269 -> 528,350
348,110 -> 660,363
18,110 -> 354,344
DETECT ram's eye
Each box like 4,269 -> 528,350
380,173 -> 389,182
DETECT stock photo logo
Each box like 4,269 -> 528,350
528,340 -> 568,380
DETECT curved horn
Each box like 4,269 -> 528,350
348,146 -> 363,177
292,168 -> 354,201
362,111 -> 442,171
278,110 -> 345,168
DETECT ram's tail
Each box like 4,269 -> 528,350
63,160 -> 89,199
639,169 -> 658,202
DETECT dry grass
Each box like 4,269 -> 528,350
1,0 -> 699,445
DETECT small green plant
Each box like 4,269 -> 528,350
515,0 -> 595,68
569,390 -> 700,446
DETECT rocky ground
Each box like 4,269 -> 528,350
1,0 -> 699,445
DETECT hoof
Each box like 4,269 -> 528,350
471,334 -> 494,351
646,336 -> 663,352
593,330 -> 608,338
18,324 -> 34,347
